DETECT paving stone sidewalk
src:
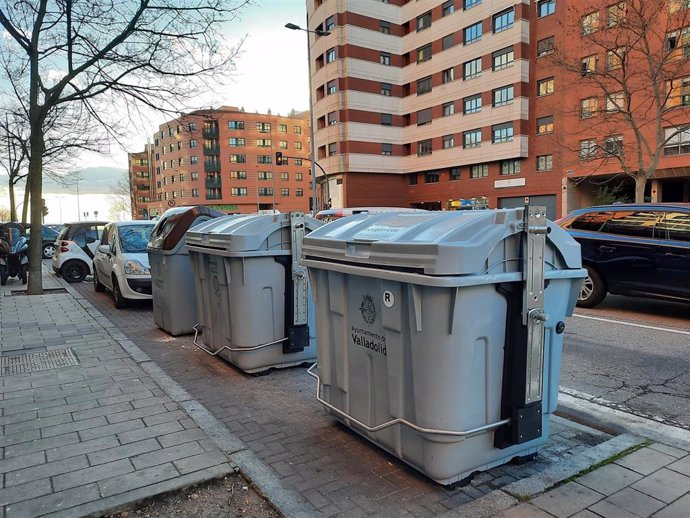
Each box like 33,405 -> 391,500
0,272 -> 236,518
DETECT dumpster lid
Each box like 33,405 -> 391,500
186,212 -> 323,253
302,209 -> 582,275
148,206 -> 225,251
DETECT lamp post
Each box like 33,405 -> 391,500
285,21 -> 330,214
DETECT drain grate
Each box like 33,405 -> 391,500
11,288 -> 68,296
0,349 -> 79,376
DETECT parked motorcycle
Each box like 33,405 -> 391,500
0,222 -> 29,285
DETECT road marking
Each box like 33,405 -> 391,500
573,314 -> 690,336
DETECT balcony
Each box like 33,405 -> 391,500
204,161 -> 220,172
203,146 -> 220,156
202,127 -> 219,138
205,177 -> 222,189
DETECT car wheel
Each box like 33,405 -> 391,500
93,269 -> 105,292
42,243 -> 56,259
577,266 -> 606,308
112,277 -> 127,309
60,260 -> 87,283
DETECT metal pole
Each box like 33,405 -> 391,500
305,14 -> 318,214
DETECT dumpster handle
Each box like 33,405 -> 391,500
192,324 -> 287,356
307,364 -> 510,437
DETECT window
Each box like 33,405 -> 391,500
664,126 -> 690,155
189,139 -> 197,148
658,211 -> 690,242
255,122 -> 270,133
443,134 -> 455,149
463,129 -> 482,148
443,102 -> 455,116
257,155 -> 272,164
327,80 -> 337,95
463,94 -> 482,114
601,211 -> 658,239
295,142 -> 302,150
464,0 -> 481,9
380,20 -> 391,34
667,77 -> 690,107
382,143 -> 393,155
581,11 -> 600,34
281,188 -> 290,197
579,139 -> 598,160
296,172 -> 303,181
380,52 -> 391,65
417,11 -> 431,31
536,155 -> 553,171
493,85 -> 514,107
450,167 -> 461,181
295,158 -> 303,165
537,77 -> 554,96
417,76 -> 432,94
607,2 -> 626,26
408,173 -> 418,185
381,82 -> 392,96
328,143 -> 337,156
294,126 -> 302,134
417,44 -> 432,62
442,0 -> 455,16
463,58 -> 482,79
191,188 -> 200,197
191,172 -> 199,180
190,156 -> 198,165
228,121 -> 245,130
604,135 -> 623,156
258,171 -> 273,180
538,0 -> 555,17
279,124 -> 288,133
281,172 -> 289,181
417,139 -> 432,156
231,187 -> 248,197
537,116 -> 554,134
500,159 -> 521,175
256,138 -> 271,147
325,15 -> 335,31
580,97 -> 598,118
325,48 -> 336,63
381,113 -> 393,125
464,22 -> 482,44
581,54 -> 597,76
492,122 -> 514,143
279,140 -> 288,149
442,67 -> 454,83
424,171 -> 440,183
537,37 -> 555,57
296,188 -> 304,197
258,187 -> 274,196
417,108 -> 432,125
229,154 -> 246,163
230,170 -> 247,179
606,49 -> 624,70
470,164 -> 488,178
442,33 -> 454,50
493,47 -> 514,70
493,8 -> 515,33
206,188 -> 222,200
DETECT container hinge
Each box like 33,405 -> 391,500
285,212 -> 309,353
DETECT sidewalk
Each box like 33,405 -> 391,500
1,265 -> 689,517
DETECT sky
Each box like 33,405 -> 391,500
1,0 -> 311,220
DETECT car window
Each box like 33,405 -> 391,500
118,225 -> 154,253
57,225 -> 70,241
42,227 -> 59,240
656,211 -> 690,242
600,211 -> 658,239
568,211 -> 614,232
72,227 -> 87,248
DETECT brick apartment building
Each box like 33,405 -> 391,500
307,0 -> 690,219
129,148 -> 153,219
129,107 -> 312,219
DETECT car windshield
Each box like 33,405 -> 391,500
118,224 -> 154,253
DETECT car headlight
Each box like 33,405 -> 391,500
123,260 -> 150,275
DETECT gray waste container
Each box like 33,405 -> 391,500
301,207 -> 586,484
186,212 -> 323,373
148,206 -> 225,336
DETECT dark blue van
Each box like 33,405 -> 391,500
557,204 -> 690,308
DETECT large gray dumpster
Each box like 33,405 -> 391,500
148,206 -> 225,336
301,207 -> 586,485
186,212 -> 323,373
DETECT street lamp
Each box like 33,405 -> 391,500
285,21 -> 331,213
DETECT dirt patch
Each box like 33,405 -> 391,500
10,287 -> 67,295
107,474 -> 279,518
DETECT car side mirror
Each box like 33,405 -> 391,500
97,244 -> 111,255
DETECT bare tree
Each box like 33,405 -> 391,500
549,1 -> 690,202
0,111 -> 27,222
0,0 -> 248,293
108,171 -> 133,220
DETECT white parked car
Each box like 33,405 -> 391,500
93,221 -> 155,308
52,221 -> 108,282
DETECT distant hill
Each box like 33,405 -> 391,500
43,166 -> 127,195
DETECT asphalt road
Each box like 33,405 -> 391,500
561,295 -> 690,430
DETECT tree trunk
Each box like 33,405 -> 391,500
634,175 -> 647,203
27,133 -> 45,294
9,182 -> 16,221
21,184 -> 30,224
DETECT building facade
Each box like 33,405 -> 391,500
133,107 -> 312,219
128,148 -> 153,219
307,0 -> 690,218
